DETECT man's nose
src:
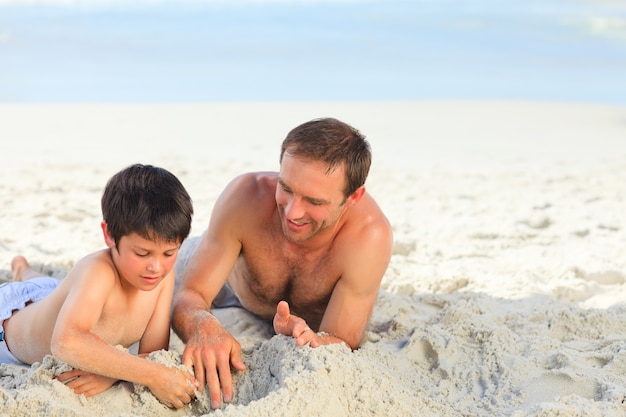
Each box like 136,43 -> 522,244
284,196 -> 304,219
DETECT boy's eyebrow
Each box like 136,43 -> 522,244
133,243 -> 180,252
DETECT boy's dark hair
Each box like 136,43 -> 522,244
101,164 -> 193,245
279,117 -> 371,198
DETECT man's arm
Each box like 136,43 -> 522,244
171,174 -> 257,409
170,232 -> 240,344
274,206 -> 393,349
170,232 -> 245,410
273,300 -> 345,348
321,211 -> 392,349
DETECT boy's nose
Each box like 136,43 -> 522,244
146,259 -> 160,273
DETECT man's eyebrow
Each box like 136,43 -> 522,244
277,178 -> 292,190
305,192 -> 331,205
307,196 -> 330,205
278,177 -> 330,205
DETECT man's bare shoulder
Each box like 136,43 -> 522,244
227,172 -> 278,194
350,193 -> 391,233
331,193 -> 392,296
339,193 -> 393,257
208,172 -> 280,239
219,172 -> 279,210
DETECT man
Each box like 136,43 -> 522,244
171,117 -> 393,410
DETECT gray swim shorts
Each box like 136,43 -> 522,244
175,236 -> 243,309
0,277 -> 61,365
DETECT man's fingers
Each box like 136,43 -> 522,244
230,342 -> 246,372
273,301 -> 293,335
180,331 -> 243,409
207,364 -> 223,410
299,324 -> 311,336
276,300 -> 290,320
181,351 -> 193,372
186,350 -> 206,388
295,326 -> 319,347
292,321 -> 310,338
200,349 -> 223,409
217,359 -> 234,405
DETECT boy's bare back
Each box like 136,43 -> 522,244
5,247 -> 171,365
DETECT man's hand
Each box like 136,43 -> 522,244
57,369 -> 118,397
273,301 -> 321,348
181,315 -> 246,410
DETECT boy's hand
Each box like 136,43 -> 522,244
273,301 -> 321,348
148,366 -> 198,409
57,369 -> 118,397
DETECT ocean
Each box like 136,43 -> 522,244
0,0 -> 625,103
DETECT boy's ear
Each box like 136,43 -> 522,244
101,221 -> 116,249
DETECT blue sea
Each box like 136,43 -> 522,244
0,0 -> 625,104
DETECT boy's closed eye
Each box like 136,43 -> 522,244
135,251 -> 176,257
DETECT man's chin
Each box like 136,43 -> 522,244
282,226 -> 313,243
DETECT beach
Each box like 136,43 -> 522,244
1,101 -> 626,416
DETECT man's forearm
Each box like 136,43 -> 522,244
171,292 -> 215,342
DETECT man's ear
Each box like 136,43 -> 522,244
347,185 -> 366,207
101,221 -> 116,249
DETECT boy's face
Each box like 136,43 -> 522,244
105,229 -> 180,291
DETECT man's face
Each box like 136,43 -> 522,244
275,152 -> 348,243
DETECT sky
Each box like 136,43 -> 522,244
0,0 -> 625,103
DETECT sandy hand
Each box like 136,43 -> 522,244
181,318 -> 246,410
148,366 -> 198,409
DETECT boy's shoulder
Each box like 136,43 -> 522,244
65,249 -> 118,285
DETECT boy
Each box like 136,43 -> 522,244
0,164 -> 198,409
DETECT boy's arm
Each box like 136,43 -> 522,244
51,259 -> 196,408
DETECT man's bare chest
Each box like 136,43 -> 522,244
232,239 -> 340,321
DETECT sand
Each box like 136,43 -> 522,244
1,101 -> 626,416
